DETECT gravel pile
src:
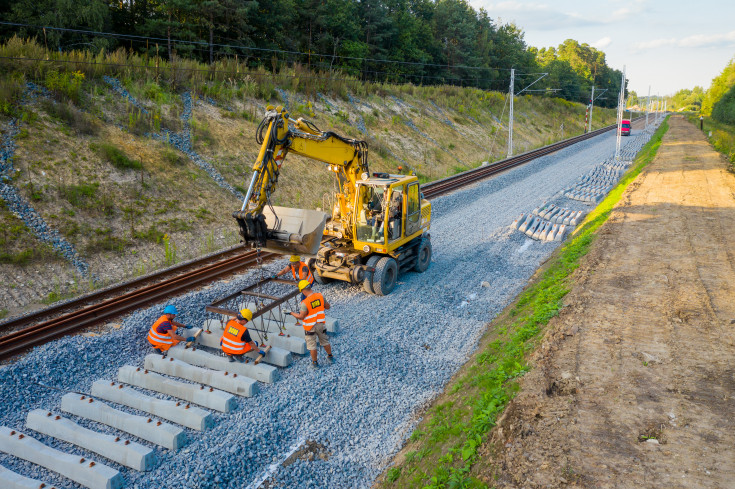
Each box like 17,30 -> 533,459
316,93 -> 335,112
0,182 -> 89,276
346,94 -> 368,135
152,91 -> 244,201
0,125 -> 654,489
103,76 -> 149,114
429,100 -> 455,129
0,120 -> 19,178
0,85 -> 90,276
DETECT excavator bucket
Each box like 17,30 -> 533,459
259,206 -> 328,256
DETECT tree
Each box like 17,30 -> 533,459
10,0 -> 109,52
702,56 -> 735,116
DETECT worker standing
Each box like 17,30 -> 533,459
290,280 -> 334,368
700,115 -> 704,131
147,305 -> 192,356
220,308 -> 265,363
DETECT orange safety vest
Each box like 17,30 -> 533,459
147,315 -> 177,351
220,319 -> 253,355
291,262 -> 314,285
301,293 -> 326,332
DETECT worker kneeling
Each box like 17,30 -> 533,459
274,255 -> 314,300
220,308 -> 265,363
290,280 -> 334,368
147,305 -> 194,356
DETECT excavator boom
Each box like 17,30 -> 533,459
233,106 -> 367,256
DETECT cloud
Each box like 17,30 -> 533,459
471,0 -> 642,30
679,31 -> 735,48
633,38 -> 678,51
592,37 -> 612,49
633,31 -> 735,52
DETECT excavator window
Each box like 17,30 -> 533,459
355,184 -> 386,243
388,187 -> 403,242
406,183 -> 420,236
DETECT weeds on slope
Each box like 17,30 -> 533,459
688,114 -> 735,171
381,117 -> 671,489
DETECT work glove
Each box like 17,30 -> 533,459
186,337 -> 196,343
258,350 -> 266,357
184,324 -> 194,330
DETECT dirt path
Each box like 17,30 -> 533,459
481,116 -> 735,488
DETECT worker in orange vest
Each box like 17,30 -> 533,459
290,280 -> 333,368
220,308 -> 265,362
275,255 -> 313,283
147,305 -> 193,356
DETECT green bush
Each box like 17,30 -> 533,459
59,182 -> 98,208
45,70 -> 85,103
0,249 -> 33,265
91,143 -> 142,170
163,148 -> 185,166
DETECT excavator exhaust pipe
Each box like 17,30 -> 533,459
234,206 -> 328,256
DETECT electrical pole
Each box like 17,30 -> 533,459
588,86 -> 595,133
615,66 -> 626,160
508,68 -> 514,158
645,85 -> 651,129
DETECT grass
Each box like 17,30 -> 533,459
0,308 -> 8,320
381,117 -> 671,489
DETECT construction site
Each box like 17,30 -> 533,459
2,8 -> 735,488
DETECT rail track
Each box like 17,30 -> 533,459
0,121 -> 623,361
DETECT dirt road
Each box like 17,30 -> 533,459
480,116 -> 735,488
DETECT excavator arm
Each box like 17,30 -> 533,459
233,106 -> 368,255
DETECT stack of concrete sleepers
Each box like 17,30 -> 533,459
511,203 -> 586,242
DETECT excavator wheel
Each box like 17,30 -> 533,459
362,255 -> 382,294
372,256 -> 398,296
313,269 -> 333,285
413,237 -> 432,273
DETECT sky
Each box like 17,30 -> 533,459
467,0 -> 735,96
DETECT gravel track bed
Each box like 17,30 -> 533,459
0,124 -> 657,488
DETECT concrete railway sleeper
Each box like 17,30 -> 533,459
0,279 -> 340,487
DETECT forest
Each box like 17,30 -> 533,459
0,0 -> 625,107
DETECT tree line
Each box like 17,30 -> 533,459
1,0 -> 625,107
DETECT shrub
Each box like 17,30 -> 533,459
59,182 -> 98,208
41,100 -> 100,135
91,143 -> 142,170
0,77 -> 24,117
163,148 -> 185,166
45,70 -> 85,103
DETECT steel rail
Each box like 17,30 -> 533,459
0,250 -> 275,360
0,119 -> 632,360
422,123 -> 618,198
0,245 -> 253,333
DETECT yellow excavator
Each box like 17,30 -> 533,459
233,106 -> 432,295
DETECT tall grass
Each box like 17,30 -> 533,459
688,114 -> 735,168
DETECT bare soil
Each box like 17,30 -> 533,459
479,115 -> 735,488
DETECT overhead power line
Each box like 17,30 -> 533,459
0,21 -> 518,73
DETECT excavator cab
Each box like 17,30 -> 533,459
353,174 -> 424,252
